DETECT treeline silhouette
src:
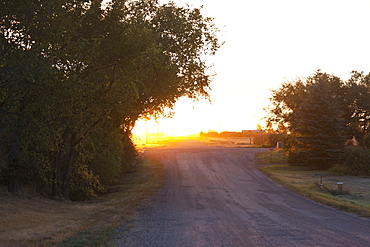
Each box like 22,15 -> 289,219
266,70 -> 370,172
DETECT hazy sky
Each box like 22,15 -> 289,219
134,0 -> 370,136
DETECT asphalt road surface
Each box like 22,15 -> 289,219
115,140 -> 370,246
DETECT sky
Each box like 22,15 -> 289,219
133,0 -> 370,137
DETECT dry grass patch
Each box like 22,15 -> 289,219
259,164 -> 370,217
255,149 -> 288,164
0,155 -> 164,247
256,150 -> 370,217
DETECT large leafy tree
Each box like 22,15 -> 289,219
266,78 -> 308,133
0,0 -> 220,198
346,71 -> 370,144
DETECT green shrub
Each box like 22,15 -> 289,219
266,133 -> 298,150
288,149 -> 309,167
363,133 -> 370,149
333,147 -> 370,176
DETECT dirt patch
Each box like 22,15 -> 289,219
0,194 -> 90,246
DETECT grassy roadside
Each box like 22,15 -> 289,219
0,154 -> 164,247
256,149 -> 370,217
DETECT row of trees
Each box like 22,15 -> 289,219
0,0 -> 220,199
266,70 -> 370,170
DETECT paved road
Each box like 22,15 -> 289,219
115,141 -> 370,246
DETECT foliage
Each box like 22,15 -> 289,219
0,0 -> 220,199
346,71 -> 370,143
363,133 -> 370,149
331,147 -> 370,176
291,73 -> 346,169
267,70 -> 370,146
266,71 -> 348,169
266,133 -> 296,150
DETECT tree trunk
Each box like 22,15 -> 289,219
62,132 -> 76,199
8,132 -> 20,193
52,149 -> 63,198
52,128 -> 70,198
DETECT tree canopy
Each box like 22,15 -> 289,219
0,0 -> 220,199
266,70 -> 370,169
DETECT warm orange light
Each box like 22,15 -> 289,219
132,0 -> 370,141
132,97 -> 264,141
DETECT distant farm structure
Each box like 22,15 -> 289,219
200,130 -> 267,145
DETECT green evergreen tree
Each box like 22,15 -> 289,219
290,72 -> 346,169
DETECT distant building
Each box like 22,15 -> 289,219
242,130 -> 266,134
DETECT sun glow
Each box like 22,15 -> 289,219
132,97 -> 264,140
134,0 -> 370,141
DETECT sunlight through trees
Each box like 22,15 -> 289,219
0,0 -> 220,199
